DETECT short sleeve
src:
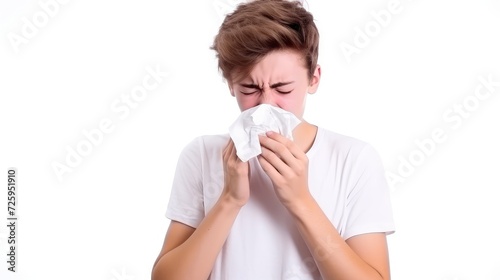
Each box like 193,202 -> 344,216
165,137 -> 205,228
343,144 -> 395,240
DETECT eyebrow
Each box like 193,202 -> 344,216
239,81 -> 293,89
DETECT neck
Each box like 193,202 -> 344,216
292,121 -> 318,153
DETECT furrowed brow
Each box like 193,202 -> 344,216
239,81 -> 293,89
270,81 -> 293,88
239,83 -> 261,89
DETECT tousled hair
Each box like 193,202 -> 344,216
210,0 -> 319,83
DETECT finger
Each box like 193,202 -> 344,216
257,152 -> 282,180
223,138 -> 231,159
224,139 -> 238,164
260,146 -> 294,177
264,131 -> 307,161
259,134 -> 297,168
229,140 -> 238,161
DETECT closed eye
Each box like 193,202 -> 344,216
276,89 -> 292,94
240,90 -> 258,95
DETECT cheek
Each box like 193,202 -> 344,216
275,96 -> 296,110
277,96 -> 306,117
236,95 -> 258,111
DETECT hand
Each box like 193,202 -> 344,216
221,139 -> 250,207
258,131 -> 311,209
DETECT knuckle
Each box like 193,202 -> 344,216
296,166 -> 306,175
277,145 -> 287,154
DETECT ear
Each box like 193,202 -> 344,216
307,64 -> 321,94
228,83 -> 235,97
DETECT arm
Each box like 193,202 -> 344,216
152,195 -> 243,280
152,140 -> 249,280
287,196 -> 390,280
258,131 -> 391,280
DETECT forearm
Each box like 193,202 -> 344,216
289,196 -> 386,280
152,194 -> 242,280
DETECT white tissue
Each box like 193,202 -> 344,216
228,104 -> 301,162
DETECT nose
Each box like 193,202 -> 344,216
258,86 -> 277,106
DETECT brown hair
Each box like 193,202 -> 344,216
210,0 -> 319,84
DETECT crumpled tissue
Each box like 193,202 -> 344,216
229,104 -> 301,162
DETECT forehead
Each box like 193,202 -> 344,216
242,50 -> 308,82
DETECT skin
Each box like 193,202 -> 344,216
151,49 -> 391,280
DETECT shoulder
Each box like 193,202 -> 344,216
179,133 -> 230,159
317,127 -> 368,146
311,127 -> 386,176
196,133 -> 230,151
315,127 -> 378,158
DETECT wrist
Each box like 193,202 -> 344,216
284,193 -> 317,218
218,191 -> 247,209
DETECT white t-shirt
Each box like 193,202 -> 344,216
166,127 -> 395,280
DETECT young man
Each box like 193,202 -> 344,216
152,1 -> 395,279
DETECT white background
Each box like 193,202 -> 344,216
1,0 -> 499,279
